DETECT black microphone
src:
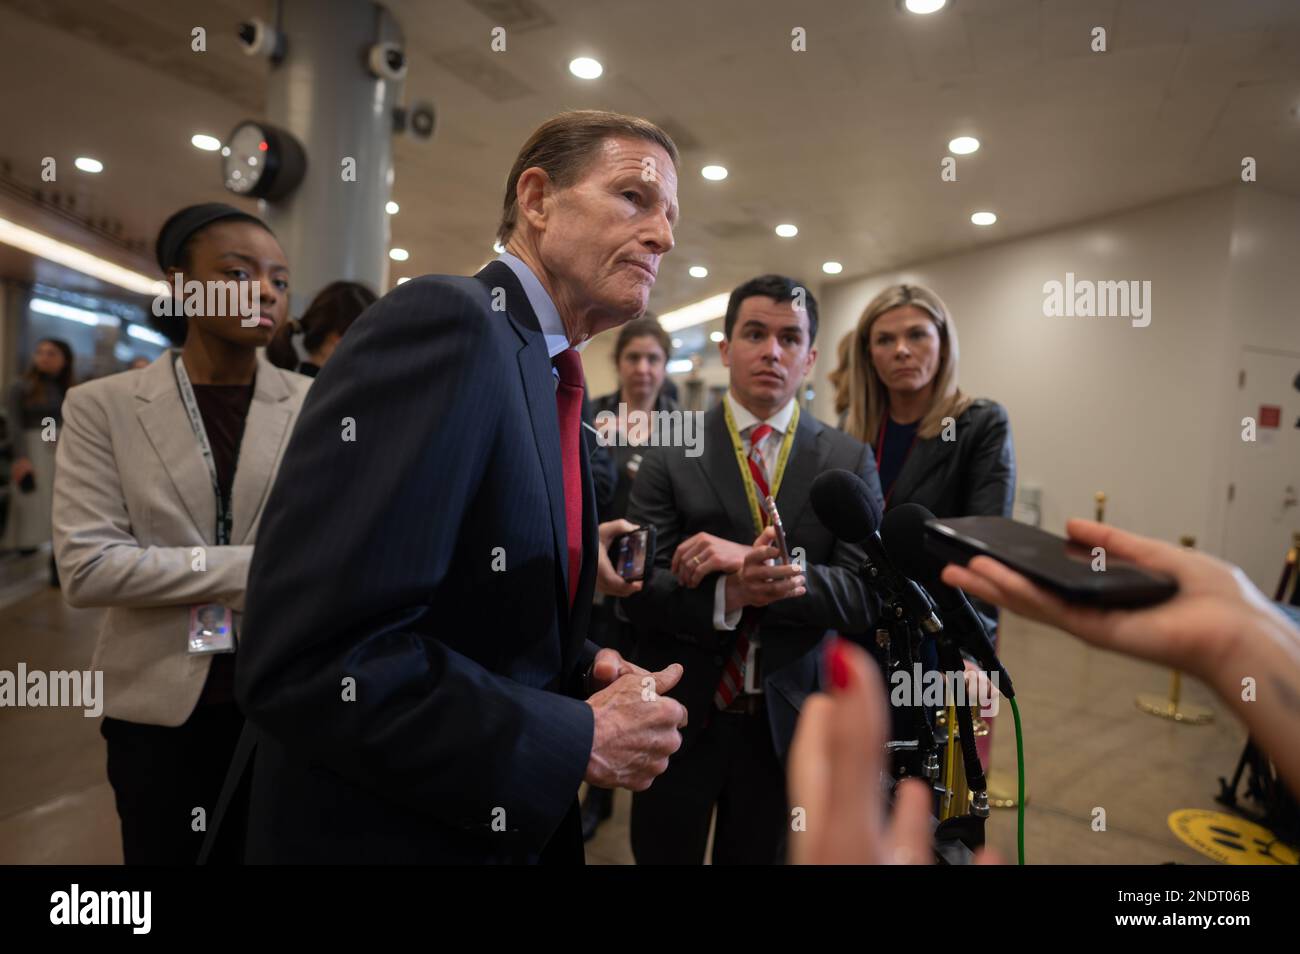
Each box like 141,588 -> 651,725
881,503 -> 1015,699
810,470 -> 939,633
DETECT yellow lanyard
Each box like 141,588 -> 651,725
723,398 -> 800,535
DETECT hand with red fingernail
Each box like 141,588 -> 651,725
787,638 -> 1011,865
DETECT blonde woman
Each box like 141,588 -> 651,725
843,283 -> 1014,766
844,283 -> 1013,518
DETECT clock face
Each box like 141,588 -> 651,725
222,122 -> 268,195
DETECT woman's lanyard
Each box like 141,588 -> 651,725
173,354 -> 233,546
875,412 -> 920,508
723,398 -> 800,535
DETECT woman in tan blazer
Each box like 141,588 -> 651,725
53,204 -> 311,864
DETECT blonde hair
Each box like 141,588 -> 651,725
844,283 -> 972,443
828,331 -> 854,418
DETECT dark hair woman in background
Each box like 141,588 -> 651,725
582,315 -> 678,840
5,337 -> 74,583
843,282 -> 1015,768
52,203 -> 311,864
266,280 -> 377,377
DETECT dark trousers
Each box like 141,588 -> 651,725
630,707 -> 788,865
100,702 -> 247,865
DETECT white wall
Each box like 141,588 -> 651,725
1213,188 -> 1300,586
814,187 -> 1260,554
578,332 -> 620,401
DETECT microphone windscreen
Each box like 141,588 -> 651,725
810,469 -> 882,543
880,502 -> 942,582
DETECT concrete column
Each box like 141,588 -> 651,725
261,0 -> 403,314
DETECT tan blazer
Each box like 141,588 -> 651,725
53,351 -> 311,727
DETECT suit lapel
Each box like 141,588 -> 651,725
478,261 -> 573,618
699,406 -> 760,540
135,356 -> 215,541
773,410 -> 825,533
567,419 -> 598,657
230,357 -> 293,544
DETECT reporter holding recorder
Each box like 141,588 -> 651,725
622,275 -> 881,864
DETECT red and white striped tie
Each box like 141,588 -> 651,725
714,423 -> 773,709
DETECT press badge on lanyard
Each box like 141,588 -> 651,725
174,354 -> 237,655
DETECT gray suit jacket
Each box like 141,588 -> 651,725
622,403 -> 883,761
52,351 -> 310,726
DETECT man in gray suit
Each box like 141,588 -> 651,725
622,274 -> 883,864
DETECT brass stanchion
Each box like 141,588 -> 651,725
1094,490 -> 1106,523
1135,535 -> 1214,724
1272,531 -> 1299,603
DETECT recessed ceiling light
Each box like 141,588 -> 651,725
709,331 -> 725,343
74,157 -> 103,174
386,201 -> 399,215
671,338 -> 683,349
658,293 -> 731,332
701,165 -> 728,181
775,224 -> 798,238
191,134 -> 221,152
970,211 -> 997,226
902,0 -> 947,13
689,265 -> 708,278
569,57 -> 603,79
822,261 -> 843,275
389,247 -> 409,261
948,136 -> 979,155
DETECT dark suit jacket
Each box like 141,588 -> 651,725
584,396 -> 617,519
236,260 -> 601,864
883,399 -> 1015,523
882,398 -> 1015,632
591,389 -> 680,520
621,403 -> 882,761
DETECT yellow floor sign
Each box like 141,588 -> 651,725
1168,809 -> 1298,865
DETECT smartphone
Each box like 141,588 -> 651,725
608,525 -> 656,583
765,496 -> 791,565
923,515 -> 1177,608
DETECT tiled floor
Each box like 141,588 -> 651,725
0,568 -> 1264,865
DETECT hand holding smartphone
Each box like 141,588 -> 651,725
608,525 -> 656,583
924,515 -> 1177,607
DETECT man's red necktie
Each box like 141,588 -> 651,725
552,349 -> 585,608
714,423 -> 774,709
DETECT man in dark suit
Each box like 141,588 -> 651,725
235,110 -> 688,863
622,275 -> 884,864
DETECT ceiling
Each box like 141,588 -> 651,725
1,0 -> 1298,316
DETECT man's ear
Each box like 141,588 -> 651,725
804,345 -> 818,378
718,337 -> 731,368
516,166 -> 552,234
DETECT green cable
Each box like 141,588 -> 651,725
1010,696 -> 1025,865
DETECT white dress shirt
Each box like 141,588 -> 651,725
712,391 -> 798,630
